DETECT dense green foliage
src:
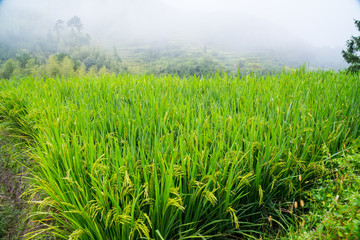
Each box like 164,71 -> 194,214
288,154 -> 360,239
0,45 -> 285,80
0,16 -> 125,79
0,71 -> 359,239
342,19 -> 360,73
0,49 -> 126,80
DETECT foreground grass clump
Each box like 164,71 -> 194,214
288,153 -> 360,239
0,70 -> 359,239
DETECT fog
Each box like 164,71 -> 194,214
1,0 -> 359,69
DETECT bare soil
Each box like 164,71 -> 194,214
0,141 -> 29,239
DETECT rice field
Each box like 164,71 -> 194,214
0,70 -> 359,239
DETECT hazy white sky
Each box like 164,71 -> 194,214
161,0 -> 360,47
0,0 -> 359,48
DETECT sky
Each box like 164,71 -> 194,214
161,0 -> 360,48
0,0 -> 359,50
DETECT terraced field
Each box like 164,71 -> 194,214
0,70 -> 359,239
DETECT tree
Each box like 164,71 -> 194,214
24,58 -> 39,77
46,55 -> 61,77
342,19 -> 360,73
60,56 -> 75,77
16,53 -> 31,69
1,59 -> 18,79
67,16 -> 83,32
76,62 -> 86,76
54,19 -> 64,38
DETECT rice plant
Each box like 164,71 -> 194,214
0,70 -> 359,239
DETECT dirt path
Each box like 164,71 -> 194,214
0,141 -> 29,239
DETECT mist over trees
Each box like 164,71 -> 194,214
67,16 -> 83,32
0,16 -> 130,79
47,16 -> 90,51
0,15 -> 244,79
0,0 -> 358,79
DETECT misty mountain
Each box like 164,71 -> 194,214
0,0 -> 350,70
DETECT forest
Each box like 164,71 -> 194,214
0,16 -> 345,79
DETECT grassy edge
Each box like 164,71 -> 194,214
0,131 -> 31,239
286,152 -> 360,239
